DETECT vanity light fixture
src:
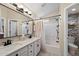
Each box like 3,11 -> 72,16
17,4 -> 24,8
11,3 -> 17,7
14,3 -> 32,16
72,8 -> 76,11
28,11 -> 32,16
24,8 -> 29,13
24,8 -> 28,11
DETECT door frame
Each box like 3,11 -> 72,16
64,3 -> 77,56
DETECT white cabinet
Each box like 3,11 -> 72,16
8,39 -> 41,56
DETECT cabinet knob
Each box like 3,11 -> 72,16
16,54 -> 19,56
37,44 -> 39,47
30,51 -> 32,53
30,45 -> 32,47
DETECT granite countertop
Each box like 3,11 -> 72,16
0,37 -> 40,56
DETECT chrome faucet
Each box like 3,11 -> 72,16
2,40 -> 12,46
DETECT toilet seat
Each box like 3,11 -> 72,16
69,43 -> 78,48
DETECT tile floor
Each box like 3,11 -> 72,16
38,47 -> 61,56
38,50 -> 61,56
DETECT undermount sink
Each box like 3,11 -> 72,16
12,42 -> 23,45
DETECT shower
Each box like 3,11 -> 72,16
42,15 -> 61,55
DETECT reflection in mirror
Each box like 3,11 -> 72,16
22,21 -> 33,38
9,20 -> 17,37
0,17 -> 4,39
28,21 -> 33,35
22,22 -> 28,35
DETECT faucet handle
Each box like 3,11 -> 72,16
7,40 -> 12,44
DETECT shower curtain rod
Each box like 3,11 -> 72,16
35,14 -> 61,20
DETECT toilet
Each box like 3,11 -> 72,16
68,36 -> 78,56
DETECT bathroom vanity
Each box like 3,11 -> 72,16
0,37 -> 41,56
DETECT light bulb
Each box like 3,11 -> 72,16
72,8 -> 76,11
17,4 -> 23,8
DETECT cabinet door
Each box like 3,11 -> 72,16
19,46 -> 28,56
27,43 -> 34,56
34,39 -> 41,56
37,40 -> 41,53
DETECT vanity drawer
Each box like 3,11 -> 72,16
27,43 -> 34,56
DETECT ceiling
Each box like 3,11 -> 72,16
68,4 -> 79,15
22,3 -> 60,18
